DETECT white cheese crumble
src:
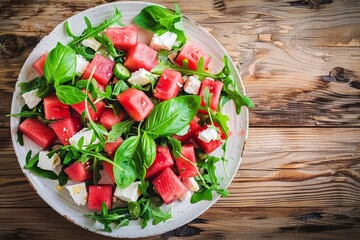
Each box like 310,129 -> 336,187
198,126 -> 220,143
37,151 -> 61,171
22,89 -> 42,109
186,177 -> 200,192
81,37 -> 102,51
183,75 -> 201,95
114,181 -> 141,203
179,191 -> 192,201
69,128 -> 100,150
75,54 -> 89,76
66,182 -> 88,205
127,68 -> 152,86
150,31 -> 177,51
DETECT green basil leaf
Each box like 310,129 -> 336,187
36,83 -> 54,98
114,136 -> 140,188
108,119 -> 135,142
203,86 -> 212,109
55,85 -> 86,104
141,132 -> 156,168
58,169 -> 68,186
144,95 -> 201,136
128,201 -> 140,218
112,80 -> 129,96
24,153 -> 39,169
44,42 -> 76,85
27,166 -> 58,180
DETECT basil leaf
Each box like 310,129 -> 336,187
36,83 -> 54,98
114,136 -> 140,188
58,169 -> 68,186
144,95 -> 201,136
24,153 -> 39,169
141,132 -> 156,168
55,85 -> 86,104
203,86 -> 212,108
44,42 -> 76,85
112,80 -> 129,96
108,119 -> 135,142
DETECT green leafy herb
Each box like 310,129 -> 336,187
167,136 -> 182,158
44,42 -> 76,85
144,95 -> 200,136
58,169 -> 68,186
65,7 -> 123,46
95,34 -> 125,60
55,85 -> 86,104
112,80 -> 129,96
141,132 -> 156,168
133,4 -> 186,47
19,76 -> 47,95
191,188 -> 213,203
114,136 -> 140,189
108,119 -> 135,141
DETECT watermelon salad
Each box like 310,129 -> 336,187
10,4 -> 253,232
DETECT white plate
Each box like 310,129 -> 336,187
10,1 -> 249,238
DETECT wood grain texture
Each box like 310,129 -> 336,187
1,0 -> 360,239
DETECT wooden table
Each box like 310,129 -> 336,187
1,0 -> 359,239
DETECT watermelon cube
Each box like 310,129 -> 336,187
19,118 -> 56,149
102,161 -> 115,184
199,79 -> 223,113
104,137 -> 123,157
88,185 -> 113,210
117,88 -> 154,121
105,25 -> 138,51
153,69 -> 184,101
193,124 -> 226,154
33,53 -> 48,75
124,42 -> 158,72
44,95 -> 70,120
100,108 -> 125,131
71,91 -> 106,122
64,162 -> 90,182
174,144 -> 198,178
145,145 -> 174,179
175,42 -> 211,70
152,167 -> 187,204
49,117 -> 82,145
82,54 -> 115,86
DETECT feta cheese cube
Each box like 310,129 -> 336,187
66,183 -> 88,205
198,126 -> 220,143
186,177 -> 200,192
81,37 -> 102,51
127,68 -> 152,86
183,75 -> 201,95
179,190 -> 192,201
176,124 -> 190,136
75,54 -> 89,76
22,89 -> 42,109
150,31 -> 177,51
114,181 -> 141,202
37,151 -> 61,171
69,128 -> 100,149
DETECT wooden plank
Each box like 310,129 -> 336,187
1,0 -> 359,127
1,207 -> 359,239
2,127 -> 359,208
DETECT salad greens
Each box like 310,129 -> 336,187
10,3 -> 254,233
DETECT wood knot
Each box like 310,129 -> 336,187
213,0 -> 227,11
0,34 -> 26,59
319,67 -> 360,89
287,0 -> 333,8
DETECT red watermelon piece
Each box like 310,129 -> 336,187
175,42 -> 211,70
87,185 -> 113,210
19,118 -> 56,149
105,25 -> 138,51
82,54 -> 115,86
174,144 -> 198,178
44,94 -> 70,120
100,108 -> 125,131
145,145 -> 174,179
64,162 -> 89,182
153,69 -> 184,101
49,117 -> 82,145
33,53 -> 48,75
124,42 -> 158,72
152,167 -> 187,204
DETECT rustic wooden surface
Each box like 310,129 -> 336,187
1,0 -> 360,239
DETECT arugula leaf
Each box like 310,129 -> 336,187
24,152 -> 39,169
191,188 -> 213,204
72,44 -> 95,61
24,153 -> 58,180
66,7 -> 123,46
55,85 -> 86,104
44,42 -> 76,85
95,34 -> 125,60
144,95 -> 200,136
223,88 -> 254,114
19,76 -> 47,95
114,136 -> 140,188
141,132 -> 156,168
112,80 -> 129,96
